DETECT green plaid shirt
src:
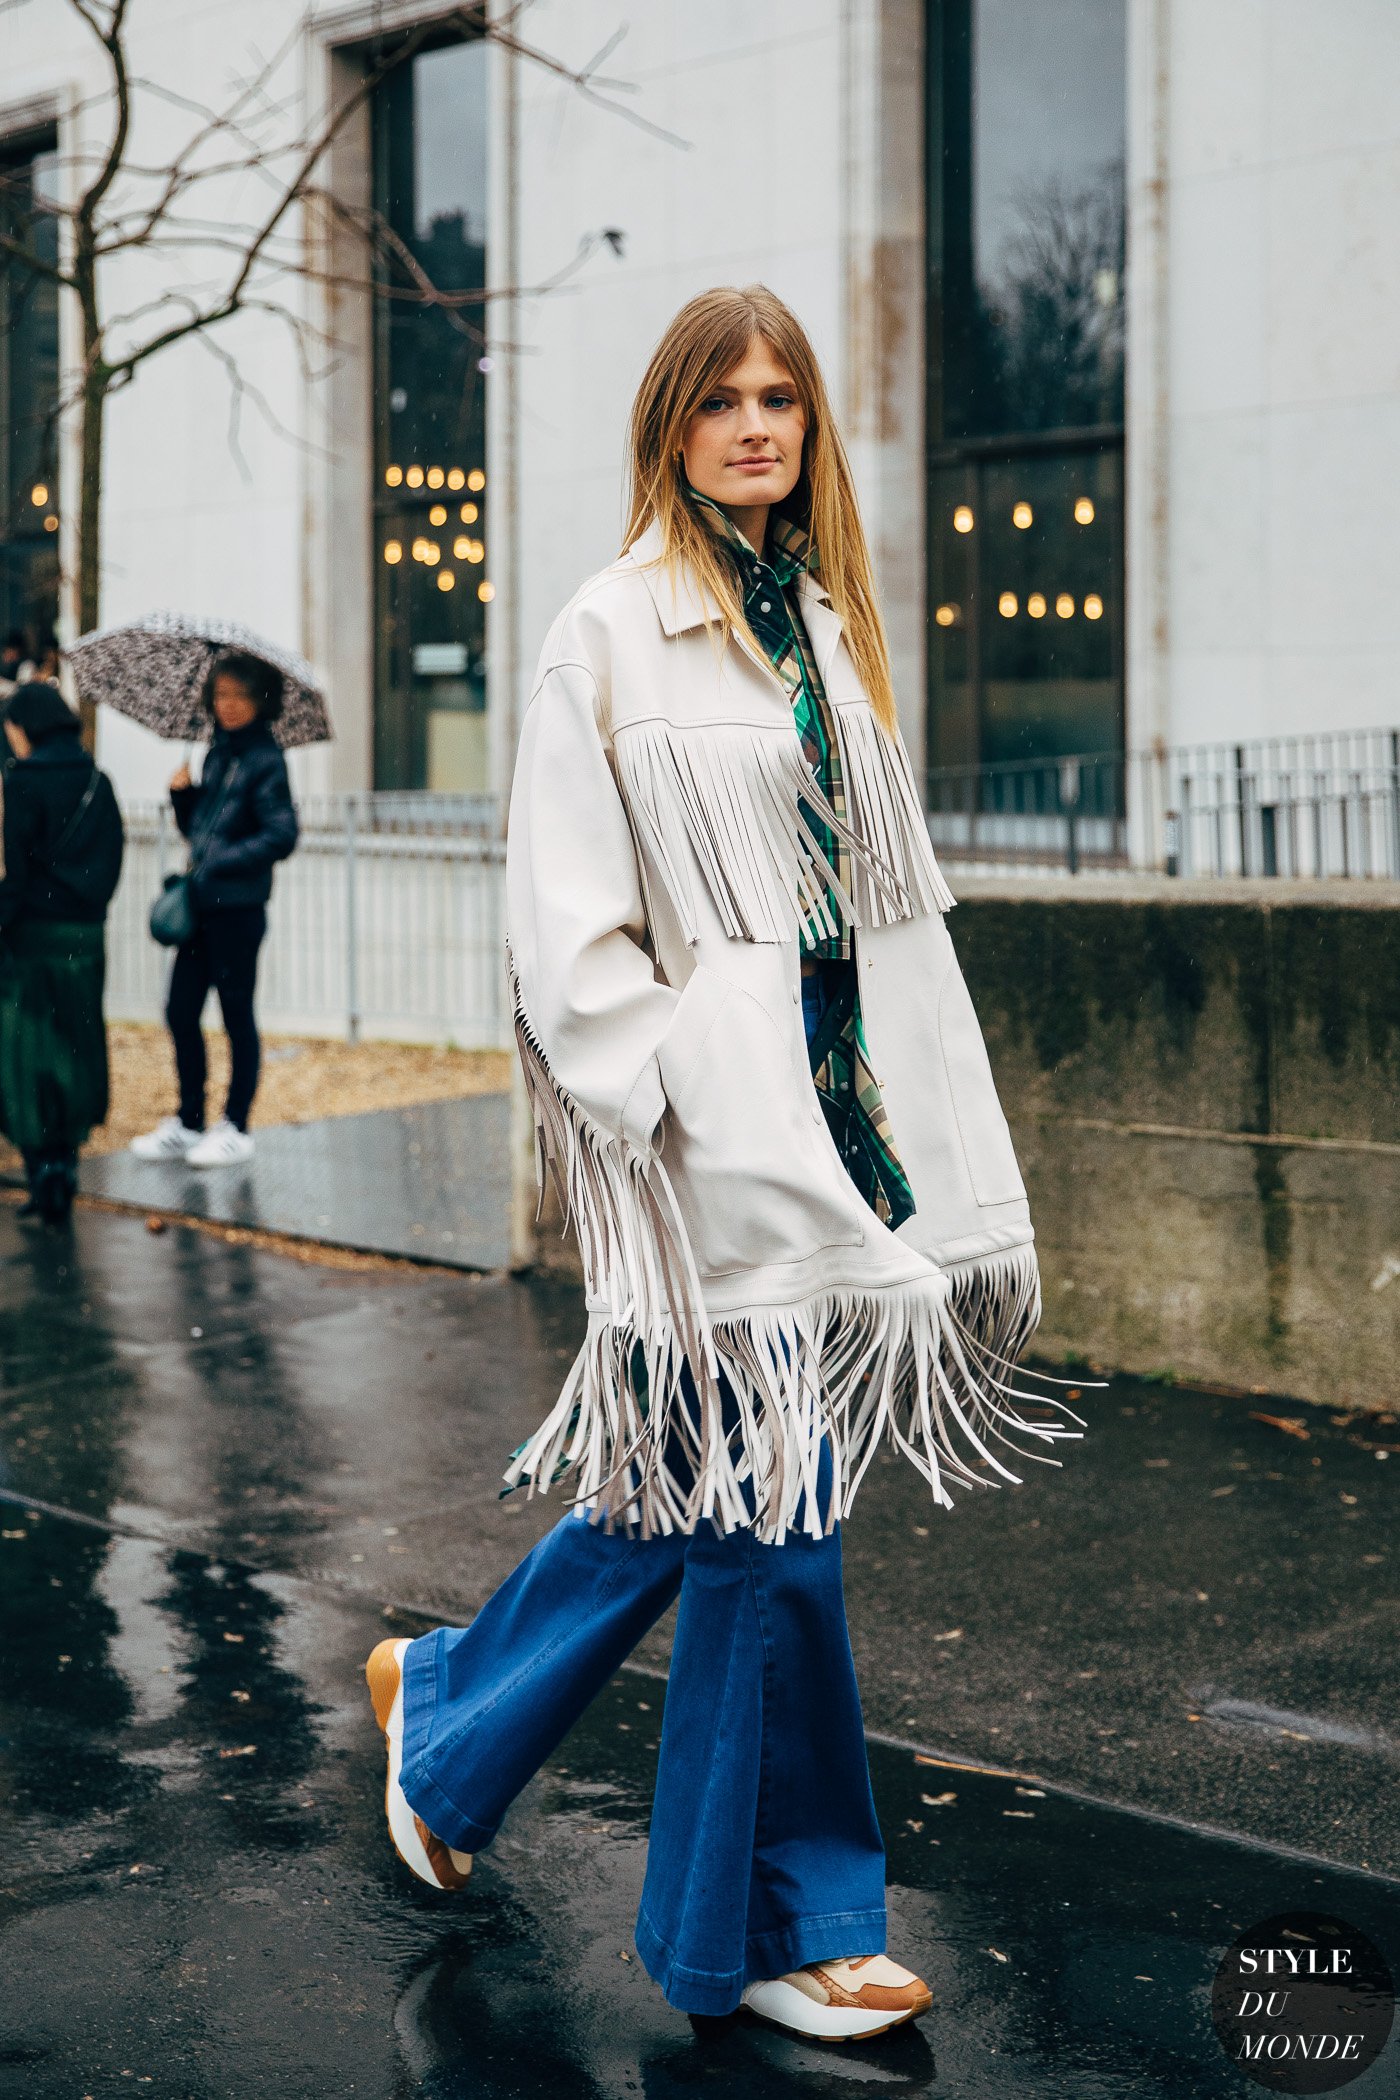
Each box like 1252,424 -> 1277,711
686,484 -> 916,1229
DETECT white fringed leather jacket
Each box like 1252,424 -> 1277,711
504,520 -> 1083,1540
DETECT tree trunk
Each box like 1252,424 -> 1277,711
75,322 -> 105,750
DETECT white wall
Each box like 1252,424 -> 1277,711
3,0 -> 330,801
22,0 -> 1393,794
499,2 -> 846,767
6,0 -> 918,803
1129,0 -> 1400,751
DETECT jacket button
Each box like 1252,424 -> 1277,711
791,984 -> 800,1004
810,1102 -> 822,1125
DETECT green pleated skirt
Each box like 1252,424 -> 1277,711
0,919 -> 109,1154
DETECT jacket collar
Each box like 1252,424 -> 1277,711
211,718 -> 273,756
626,517 -> 842,680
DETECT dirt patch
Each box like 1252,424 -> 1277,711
0,1020 -> 510,1169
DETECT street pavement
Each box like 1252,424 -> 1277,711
1,1195 -> 1397,2097
79,1094 -> 514,1270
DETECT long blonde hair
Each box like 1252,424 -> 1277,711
622,284 -> 899,735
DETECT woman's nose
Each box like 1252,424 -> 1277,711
737,401 -> 771,442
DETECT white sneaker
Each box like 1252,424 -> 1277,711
742,1956 -> 933,2040
365,1638 -> 473,1890
130,1115 -> 203,1161
185,1118 -> 255,1167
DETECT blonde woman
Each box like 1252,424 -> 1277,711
367,287 -> 1083,2043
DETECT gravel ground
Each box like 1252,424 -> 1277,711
1,1020 -> 510,1170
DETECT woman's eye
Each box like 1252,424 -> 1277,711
766,393 -> 796,409
699,395 -> 731,413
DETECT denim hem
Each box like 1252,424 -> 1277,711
399,1760 -> 500,1855
397,1630 -> 500,1853
634,1904 -> 888,2017
399,1629 -> 443,1776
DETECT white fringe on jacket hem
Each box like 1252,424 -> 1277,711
507,957 -> 1085,1545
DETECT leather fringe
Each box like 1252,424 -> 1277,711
611,716 -> 942,946
507,949 -> 1084,1543
829,701 -> 957,923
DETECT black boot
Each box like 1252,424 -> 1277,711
32,1153 -> 76,1228
17,1150 -> 42,1221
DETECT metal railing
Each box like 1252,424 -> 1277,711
104,729 -> 1399,1050
927,728 -> 1400,880
106,794 -> 508,1048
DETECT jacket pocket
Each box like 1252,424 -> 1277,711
938,962 -> 1026,1208
656,966 -> 863,1279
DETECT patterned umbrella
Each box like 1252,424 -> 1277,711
67,611 -> 332,749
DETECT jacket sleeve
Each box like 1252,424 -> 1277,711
171,780 -> 201,837
0,769 -> 38,930
505,657 -> 676,1157
194,750 -> 299,884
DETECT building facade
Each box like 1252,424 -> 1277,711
3,0 -> 1398,817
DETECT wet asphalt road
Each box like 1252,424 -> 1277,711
1,1196 -> 1398,2097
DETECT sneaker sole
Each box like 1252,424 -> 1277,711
741,1979 -> 932,2042
366,1638 -> 458,1890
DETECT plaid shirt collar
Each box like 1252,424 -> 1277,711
683,480 -> 817,591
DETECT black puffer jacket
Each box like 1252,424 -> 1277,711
0,738 -> 124,930
173,720 -> 298,910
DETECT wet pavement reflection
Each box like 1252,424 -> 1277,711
2,1198 -> 1398,2095
1,1505 -> 1395,2098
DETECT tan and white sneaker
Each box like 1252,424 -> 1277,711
742,1955 -> 933,2041
365,1638 -> 473,1891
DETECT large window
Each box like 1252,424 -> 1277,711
0,131 -> 61,657
926,1 -> 1126,772
372,36 -> 489,792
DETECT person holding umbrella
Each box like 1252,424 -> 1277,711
67,614 -> 327,1166
130,649 -> 298,1166
0,682 -> 124,1224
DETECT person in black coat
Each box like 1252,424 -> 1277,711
0,682 -> 125,1224
131,650 -> 298,1168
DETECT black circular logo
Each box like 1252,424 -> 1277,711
1212,1911 -> 1395,2092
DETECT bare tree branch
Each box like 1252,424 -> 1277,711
73,0 -> 132,225
0,0 -> 680,692
196,328 -> 325,482
0,228 -> 75,289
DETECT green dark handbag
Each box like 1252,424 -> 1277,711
149,871 -> 198,947
149,761 -> 238,948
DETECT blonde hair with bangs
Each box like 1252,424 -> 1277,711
622,284 -> 900,736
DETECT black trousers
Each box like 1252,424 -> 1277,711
166,905 -> 267,1133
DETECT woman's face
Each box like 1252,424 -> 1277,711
680,340 -> 807,517
211,674 -> 260,733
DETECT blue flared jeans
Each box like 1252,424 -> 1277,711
399,962 -> 887,2015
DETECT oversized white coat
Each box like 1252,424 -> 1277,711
505,520 -> 1084,1540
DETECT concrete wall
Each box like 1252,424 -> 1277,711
953,877 -> 1400,1406
1127,0 -> 1400,751
4,0 -> 924,801
497,0 -> 926,784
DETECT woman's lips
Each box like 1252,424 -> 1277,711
731,458 -> 778,472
